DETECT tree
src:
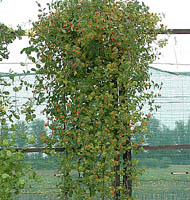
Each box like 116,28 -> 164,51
145,117 -> 161,144
28,119 -> 47,168
22,0 -> 167,199
14,120 -> 28,148
29,118 -> 46,145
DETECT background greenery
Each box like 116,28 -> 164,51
10,117 -> 190,199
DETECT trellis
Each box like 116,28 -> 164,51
1,29 -> 190,199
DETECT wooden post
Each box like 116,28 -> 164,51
114,156 -> 120,200
123,139 -> 132,197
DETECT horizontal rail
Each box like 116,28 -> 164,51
1,29 -> 190,39
4,147 -> 66,152
142,144 -> 190,150
160,29 -> 190,34
2,144 -> 190,152
171,172 -> 189,175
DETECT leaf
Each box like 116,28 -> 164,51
18,179 -> 25,186
13,87 -> 19,92
2,173 -> 9,179
31,68 -> 36,72
61,28 -> 66,33
3,139 -> 8,146
14,114 -> 20,120
28,136 -> 35,144
20,62 -> 25,66
3,91 -> 9,95
6,150 -> 12,158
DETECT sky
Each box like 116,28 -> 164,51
0,0 -> 190,72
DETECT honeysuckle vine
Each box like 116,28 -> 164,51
21,0 -> 167,199
0,23 -> 24,61
0,23 -> 36,199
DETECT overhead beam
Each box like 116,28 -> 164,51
142,144 -> 190,150
1,144 -> 190,152
0,147 -> 66,153
160,29 -> 190,34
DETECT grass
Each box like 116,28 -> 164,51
13,165 -> 190,199
15,169 -> 61,200
133,165 -> 190,199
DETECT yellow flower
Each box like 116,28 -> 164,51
25,29 -> 35,36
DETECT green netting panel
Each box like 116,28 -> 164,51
133,149 -> 190,199
14,151 -> 190,200
132,68 -> 190,199
143,67 -> 190,146
2,67 -> 190,199
150,67 -> 189,127
1,74 -> 46,122
14,153 -> 62,200
2,67 -> 190,146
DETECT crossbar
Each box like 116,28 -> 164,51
160,29 -> 190,34
2,144 -> 190,152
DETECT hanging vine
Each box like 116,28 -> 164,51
0,23 -> 35,199
22,0 -> 167,199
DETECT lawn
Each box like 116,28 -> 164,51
13,165 -> 190,199
133,165 -> 190,199
15,169 -> 61,200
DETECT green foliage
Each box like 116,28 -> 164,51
0,100 -> 30,199
14,121 -> 28,148
25,153 -> 61,170
138,157 -> 171,169
137,117 -> 190,167
145,117 -> 190,146
0,21 -> 34,199
22,0 -> 167,199
29,119 -> 47,145
0,149 -> 26,200
0,23 -> 24,61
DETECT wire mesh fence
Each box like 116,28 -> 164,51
133,149 -> 190,199
14,153 -> 61,200
1,66 -> 190,199
10,149 -> 190,199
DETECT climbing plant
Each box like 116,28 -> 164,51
0,23 -> 24,61
22,0 -> 167,199
0,74 -> 29,200
0,24 -> 34,199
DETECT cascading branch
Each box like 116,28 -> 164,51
22,0 -> 167,199
0,23 -> 35,199
0,23 -> 24,61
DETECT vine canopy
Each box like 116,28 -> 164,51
20,0 -> 167,199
